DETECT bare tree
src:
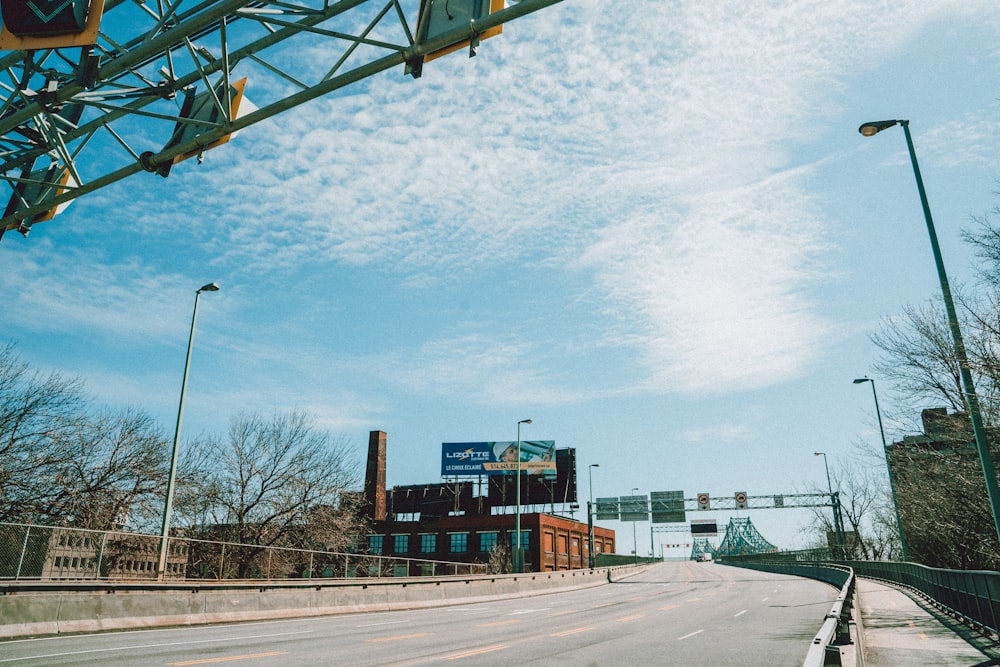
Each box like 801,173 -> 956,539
0,344 -> 86,523
50,407 -> 168,531
0,345 -> 169,529
181,410 -> 363,578
804,450 -> 901,561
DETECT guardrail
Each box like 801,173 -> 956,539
0,564 -> 641,638
0,522 -> 485,582
723,559 -> 859,667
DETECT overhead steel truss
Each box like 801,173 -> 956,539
0,0 -> 563,238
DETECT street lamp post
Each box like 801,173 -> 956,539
860,119 -> 1000,545
853,376 -> 908,560
814,452 -> 845,557
588,463 -> 599,569
631,486 -> 639,564
157,282 -> 219,579
514,418 -> 532,573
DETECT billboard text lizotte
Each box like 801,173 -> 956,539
441,441 -> 556,476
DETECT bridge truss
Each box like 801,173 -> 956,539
0,0 -> 563,237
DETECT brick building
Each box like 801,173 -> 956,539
363,431 -> 615,572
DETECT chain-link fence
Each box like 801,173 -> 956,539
0,522 -> 486,582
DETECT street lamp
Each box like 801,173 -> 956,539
157,282 -> 219,579
588,463 -> 599,568
853,377 -> 908,560
513,418 -> 531,573
859,119 -> 1000,544
631,486 -> 639,564
814,452 -> 845,557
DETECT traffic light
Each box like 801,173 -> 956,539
3,162 -> 74,237
1,0 -> 91,37
142,77 -> 249,177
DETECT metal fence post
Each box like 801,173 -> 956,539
96,532 -> 107,580
15,525 -> 30,580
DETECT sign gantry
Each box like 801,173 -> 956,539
0,0 -> 564,237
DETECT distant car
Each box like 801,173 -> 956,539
697,553 -> 713,562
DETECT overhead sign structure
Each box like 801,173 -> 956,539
620,494 -> 648,522
441,440 -> 556,476
595,497 -> 620,520
651,490 -> 685,523
691,519 -> 718,536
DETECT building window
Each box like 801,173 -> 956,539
393,534 -> 409,554
368,535 -> 384,554
544,532 -> 555,553
479,531 -> 499,552
420,534 -> 436,553
509,530 -> 529,551
449,533 -> 468,553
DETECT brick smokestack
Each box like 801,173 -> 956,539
364,430 -> 387,521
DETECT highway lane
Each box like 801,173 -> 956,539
0,561 -> 838,666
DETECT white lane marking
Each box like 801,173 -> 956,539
734,610 -> 748,617
509,608 -> 552,615
678,630 -> 704,640
358,620 -> 409,627
0,630 -> 314,664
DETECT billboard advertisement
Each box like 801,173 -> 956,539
441,440 -> 556,476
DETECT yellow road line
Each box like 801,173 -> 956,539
617,614 -> 644,623
168,652 -> 287,666
551,627 -> 593,637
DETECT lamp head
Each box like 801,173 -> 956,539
814,452 -> 824,457
591,463 -> 600,468
859,119 -> 902,137
198,282 -> 220,293
853,377 -> 870,384
519,419 -> 532,425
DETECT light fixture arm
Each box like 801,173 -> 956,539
861,119 -> 1000,545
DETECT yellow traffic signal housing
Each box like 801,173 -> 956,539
145,77 -> 248,177
0,0 -> 104,49
416,0 -> 504,64
3,163 -> 74,236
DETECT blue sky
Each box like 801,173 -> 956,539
2,0 -> 999,556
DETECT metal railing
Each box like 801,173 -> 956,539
0,522 -> 486,582
846,559 -> 1000,639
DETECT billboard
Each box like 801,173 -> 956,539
441,440 -> 556,476
487,447 -> 576,507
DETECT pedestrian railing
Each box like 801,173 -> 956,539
0,522 -> 486,582
845,559 -> 1000,639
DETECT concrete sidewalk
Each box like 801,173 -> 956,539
857,577 -> 1000,666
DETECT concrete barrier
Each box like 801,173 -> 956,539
0,566 -> 641,638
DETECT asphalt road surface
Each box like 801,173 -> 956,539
0,561 -> 838,666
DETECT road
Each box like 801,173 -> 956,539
0,561 -> 837,666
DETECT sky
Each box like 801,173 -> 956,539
1,0 -> 999,557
